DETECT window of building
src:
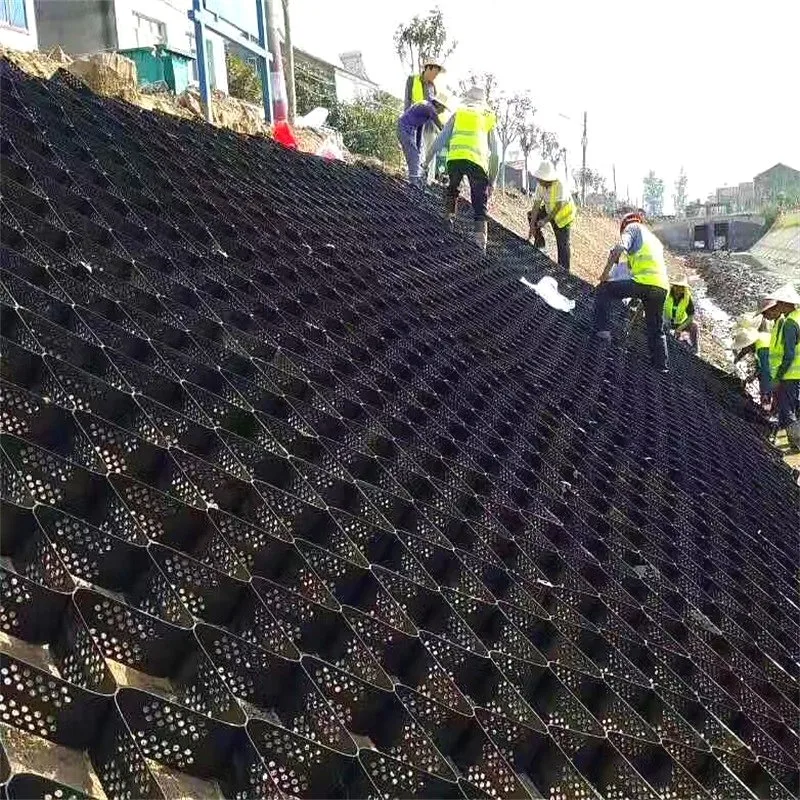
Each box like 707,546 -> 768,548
0,0 -> 28,30
186,33 -> 217,90
132,11 -> 167,47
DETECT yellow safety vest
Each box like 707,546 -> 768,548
447,108 -> 494,172
755,330 -> 771,355
769,309 -> 800,380
664,289 -> 692,326
628,226 -> 669,291
410,75 -> 425,104
547,182 -> 576,228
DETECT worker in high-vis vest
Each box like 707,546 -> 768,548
593,211 -> 670,372
761,283 -> 800,447
663,279 -> 699,354
423,86 -> 500,252
403,60 -> 446,183
527,161 -> 576,271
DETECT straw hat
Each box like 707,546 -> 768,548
763,283 -> 800,308
532,161 -> 559,182
732,328 -> 760,354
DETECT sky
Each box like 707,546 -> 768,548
283,0 -> 800,210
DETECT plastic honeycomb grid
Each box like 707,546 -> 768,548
0,58 -> 798,798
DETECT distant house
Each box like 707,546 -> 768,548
753,163 -> 800,203
292,48 -> 380,108
26,0 -> 228,93
0,0 -> 37,51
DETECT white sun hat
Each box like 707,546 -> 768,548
732,328 -> 760,354
763,283 -> 800,307
462,86 -> 486,105
532,161 -> 559,182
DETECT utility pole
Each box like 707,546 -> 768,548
580,111 -> 587,206
281,0 -> 296,122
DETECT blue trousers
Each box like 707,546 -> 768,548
593,279 -> 669,369
776,379 -> 799,427
397,123 -> 423,185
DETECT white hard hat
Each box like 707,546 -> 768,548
422,57 -> 446,73
532,161 -> 559,182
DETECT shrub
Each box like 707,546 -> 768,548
226,52 -> 262,104
329,92 -> 403,167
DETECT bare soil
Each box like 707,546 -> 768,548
0,631 -> 60,677
147,758 -> 225,800
0,724 -> 108,799
106,659 -> 176,701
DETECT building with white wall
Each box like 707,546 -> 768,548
0,0 -> 38,51
30,0 -> 227,93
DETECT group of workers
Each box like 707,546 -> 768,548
395,62 -> 799,449
733,283 -> 800,448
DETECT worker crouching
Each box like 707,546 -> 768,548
593,211 -> 670,372
663,279 -> 700,355
527,161 -> 576,271
424,86 -> 499,252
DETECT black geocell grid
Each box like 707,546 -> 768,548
0,61 -> 797,800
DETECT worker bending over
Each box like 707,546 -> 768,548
397,98 -> 447,186
424,86 -> 499,252
664,279 -> 699,354
404,60 -> 446,183
527,161 -> 576,271
593,211 -> 669,372
762,283 -> 800,448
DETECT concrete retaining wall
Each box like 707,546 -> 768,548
652,214 -> 766,253
750,212 -> 800,271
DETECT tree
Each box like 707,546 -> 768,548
226,52 -> 262,104
643,170 -> 665,216
492,92 -> 532,189
538,130 -> 561,164
573,167 -> 606,196
394,7 -> 457,73
329,92 -> 403,167
457,72 -> 498,105
673,167 -> 688,217
518,117 -> 540,192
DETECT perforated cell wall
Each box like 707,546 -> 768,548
0,60 -> 798,800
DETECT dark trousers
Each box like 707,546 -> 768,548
530,207 -> 571,271
593,279 -> 669,369
776,379 -> 799,427
446,159 -> 489,221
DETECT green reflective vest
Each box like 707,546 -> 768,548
664,288 -> 692,327
628,226 -> 669,290
769,309 -> 800,380
755,330 -> 771,355
447,108 -> 495,172
410,75 -> 425,104
547,182 -> 576,228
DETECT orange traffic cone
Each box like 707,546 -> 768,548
273,120 -> 297,150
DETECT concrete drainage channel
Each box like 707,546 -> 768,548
0,59 -> 798,799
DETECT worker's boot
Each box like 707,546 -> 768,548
474,220 -> 488,252
788,420 -> 800,451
